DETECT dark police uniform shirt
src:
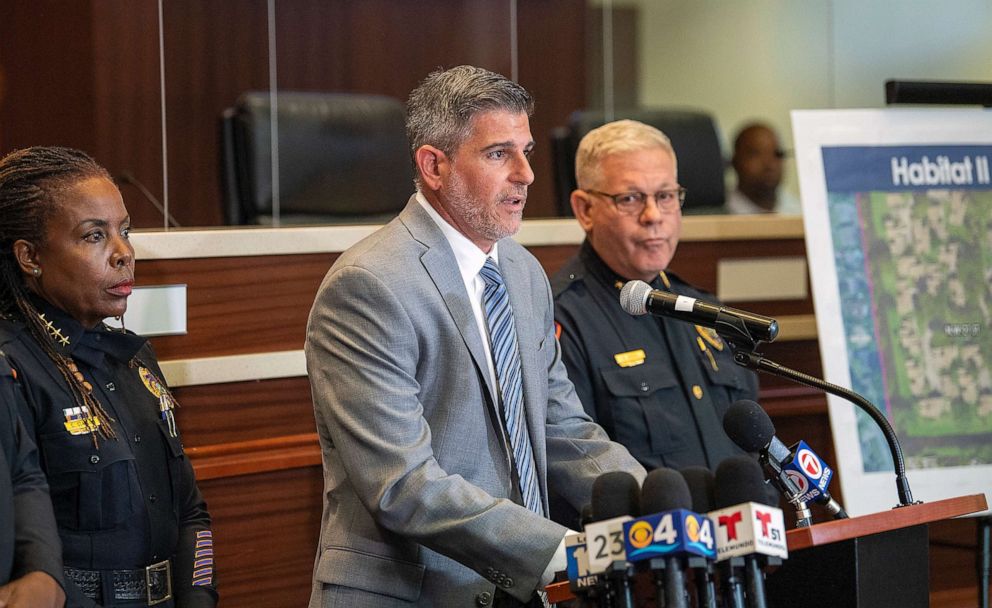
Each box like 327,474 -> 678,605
0,352 -> 63,590
0,301 -> 217,608
552,241 -> 758,471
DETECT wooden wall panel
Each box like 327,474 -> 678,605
142,253 -> 337,359
0,1 -> 97,153
174,377 -> 315,448
90,0 -> 165,225
666,238 -> 813,316
139,237 -> 810,360
199,466 -> 322,608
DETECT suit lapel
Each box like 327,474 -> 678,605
400,199 -> 498,405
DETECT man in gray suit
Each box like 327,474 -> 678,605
305,65 -> 646,607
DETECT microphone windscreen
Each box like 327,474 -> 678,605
722,399 -> 776,453
714,455 -> 775,508
640,468 -> 693,515
619,280 -> 652,316
579,503 -> 594,527
591,471 -> 641,521
679,466 -> 716,512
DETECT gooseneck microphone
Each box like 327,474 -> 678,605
723,400 -> 848,522
620,280 -> 778,346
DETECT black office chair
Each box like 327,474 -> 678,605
551,108 -> 727,216
220,92 -> 413,225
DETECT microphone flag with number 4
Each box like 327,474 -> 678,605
622,509 -> 717,562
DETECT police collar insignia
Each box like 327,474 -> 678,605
38,312 -> 71,346
658,271 -> 672,289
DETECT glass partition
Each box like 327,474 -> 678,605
1,1 -> 991,228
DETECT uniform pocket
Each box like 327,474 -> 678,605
156,418 -> 185,457
39,431 -> 137,531
701,353 -> 756,422
600,362 -> 687,456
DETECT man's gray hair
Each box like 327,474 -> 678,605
575,119 -> 677,189
406,65 -> 534,185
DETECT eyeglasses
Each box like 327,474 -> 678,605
584,187 -> 687,215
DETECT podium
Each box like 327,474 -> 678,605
767,494 -> 987,607
546,494 -> 987,607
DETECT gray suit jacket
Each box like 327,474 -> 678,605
305,197 -> 645,607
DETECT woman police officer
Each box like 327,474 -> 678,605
0,147 -> 217,607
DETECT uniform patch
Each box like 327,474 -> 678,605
614,349 -> 646,368
695,325 -> 725,351
139,366 -> 179,436
555,321 -> 562,340
139,366 -> 165,398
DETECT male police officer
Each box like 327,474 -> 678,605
552,120 -> 758,472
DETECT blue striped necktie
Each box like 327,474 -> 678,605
479,257 -> 542,516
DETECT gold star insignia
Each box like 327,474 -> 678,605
38,313 -> 70,346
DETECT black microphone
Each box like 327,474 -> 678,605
679,467 -> 718,608
713,455 -> 786,608
639,469 -> 694,608
723,400 -> 848,522
579,503 -> 594,528
620,280 -> 779,345
589,472 -> 640,608
591,472 -> 641,522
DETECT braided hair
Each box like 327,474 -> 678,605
0,146 -> 117,441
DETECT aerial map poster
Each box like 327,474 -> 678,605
792,109 -> 992,516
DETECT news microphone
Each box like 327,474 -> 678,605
712,456 -> 788,608
623,468 -> 716,608
587,472 -> 640,608
564,530 -> 600,600
723,399 -> 848,522
579,503 -> 594,527
619,280 -> 779,346
679,466 -> 716,514
679,467 -> 718,608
